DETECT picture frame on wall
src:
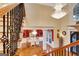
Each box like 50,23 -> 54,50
62,31 -> 66,36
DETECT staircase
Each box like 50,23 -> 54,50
42,40 -> 79,56
0,4 -> 15,55
0,3 -> 25,56
0,17 -> 4,53
0,14 -> 10,54
0,3 -> 79,56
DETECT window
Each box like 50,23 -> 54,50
73,3 -> 79,21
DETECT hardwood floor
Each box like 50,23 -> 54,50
15,45 -> 46,56
15,43 -> 77,56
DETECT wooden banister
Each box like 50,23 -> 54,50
0,3 -> 19,17
43,40 -> 79,56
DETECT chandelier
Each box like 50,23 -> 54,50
32,30 -> 37,36
51,3 -> 67,19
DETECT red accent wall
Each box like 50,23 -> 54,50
36,29 -> 43,37
23,29 -> 43,38
23,29 -> 54,41
23,30 -> 32,38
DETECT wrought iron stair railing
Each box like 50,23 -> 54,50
0,3 -> 25,56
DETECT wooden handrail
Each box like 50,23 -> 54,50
0,3 -> 19,17
43,40 -> 79,56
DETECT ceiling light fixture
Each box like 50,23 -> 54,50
51,3 -> 67,19
32,30 -> 37,36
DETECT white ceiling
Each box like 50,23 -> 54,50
39,3 -> 68,19
39,3 -> 67,8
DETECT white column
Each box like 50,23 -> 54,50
43,30 -> 47,50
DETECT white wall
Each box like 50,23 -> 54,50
18,3 -> 77,48
21,4 -> 59,47
58,4 -> 77,46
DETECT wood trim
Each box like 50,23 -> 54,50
43,40 -> 79,56
0,3 -> 19,17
